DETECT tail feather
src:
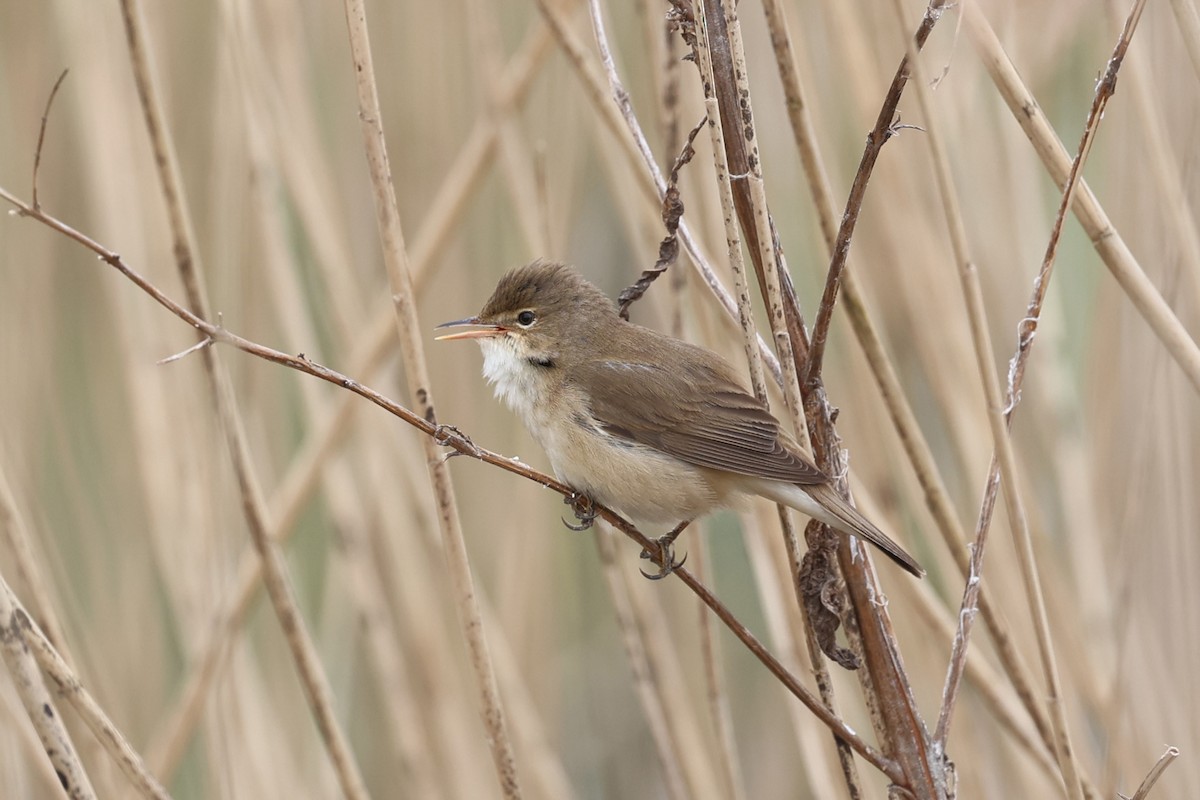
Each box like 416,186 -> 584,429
805,484 -> 925,578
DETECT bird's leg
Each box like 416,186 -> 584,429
640,520 -> 691,580
562,492 -> 597,531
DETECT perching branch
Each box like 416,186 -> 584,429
0,184 -> 901,785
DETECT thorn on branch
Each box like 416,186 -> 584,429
157,336 -> 214,365
887,120 -> 926,140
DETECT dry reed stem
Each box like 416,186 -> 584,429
740,506 -> 839,798
533,0 -> 784,387
757,0 -> 966,573
704,1 -> 805,431
2,107 -> 889,792
593,530 -> 690,800
338,526 -> 441,797
142,22 -> 555,781
0,577 -> 96,800
618,550 -> 728,800
893,0 -> 1028,754
228,7 -> 439,791
1128,746 -> 1180,800
803,0 -> 951,384
1167,0 -> 1200,81
696,1 -> 944,792
756,0 -> 1074,776
466,0 -> 551,256
1105,3 -> 1200,321
603,0 -> 900,790
340,0 -> 522,796
687,534 -> 747,800
963,2 -> 1200,395
676,16 -> 802,797
117,1 -> 371,795
0,467 -> 73,670
899,570 -> 1060,784
686,1 -> 859,791
937,4 -> 1150,796
1,576 -> 169,799
479,602 -> 579,800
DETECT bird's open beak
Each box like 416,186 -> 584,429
435,316 -> 507,341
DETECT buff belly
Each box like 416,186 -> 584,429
536,413 -> 731,526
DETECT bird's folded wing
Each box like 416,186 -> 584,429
578,357 -> 827,485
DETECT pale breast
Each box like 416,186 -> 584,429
478,336 -> 729,526
540,408 -> 729,526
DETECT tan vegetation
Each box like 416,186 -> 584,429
0,0 -> 1195,797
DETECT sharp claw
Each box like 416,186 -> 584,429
639,537 -> 686,580
561,515 -> 593,532
561,492 -> 597,531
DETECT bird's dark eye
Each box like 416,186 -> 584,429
516,310 -> 536,327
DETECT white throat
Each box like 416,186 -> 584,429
478,337 -> 543,425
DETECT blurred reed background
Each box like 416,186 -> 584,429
0,0 -> 1196,797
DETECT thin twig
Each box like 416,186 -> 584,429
116,1 -> 370,795
532,0 -> 784,388
617,114 -> 706,319
145,25 -> 556,779
963,2 -> 1200,395
939,4 -> 1149,786
31,69 -> 68,212
341,0 -> 522,796
803,0 -> 950,385
0,184 -> 901,784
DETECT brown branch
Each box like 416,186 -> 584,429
31,69 -> 68,212
937,0 -> 1150,760
803,0 -> 950,386
686,1 -> 952,795
617,114 -> 706,319
0,184 -> 901,785
750,0 -> 1086,781
963,3 -> 1200,393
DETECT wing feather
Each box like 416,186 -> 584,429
575,349 -> 826,486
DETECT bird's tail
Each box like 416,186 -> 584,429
804,483 -> 925,578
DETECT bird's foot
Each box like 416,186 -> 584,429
562,492 -> 597,531
639,520 -> 692,579
639,537 -> 687,580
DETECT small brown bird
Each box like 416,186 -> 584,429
437,260 -> 923,578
